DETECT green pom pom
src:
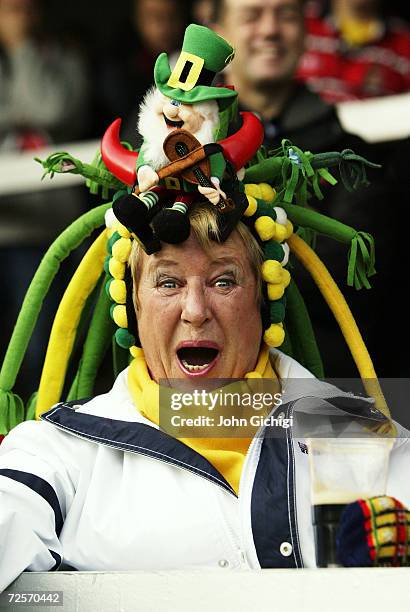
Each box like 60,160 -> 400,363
109,303 -> 116,319
254,200 -> 277,219
270,301 -> 286,323
107,231 -> 120,255
264,241 -> 284,261
115,328 -> 136,349
105,278 -> 113,298
103,255 -> 111,275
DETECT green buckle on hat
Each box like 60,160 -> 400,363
167,51 -> 204,91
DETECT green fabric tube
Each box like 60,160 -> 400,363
67,275 -> 116,401
244,146 -> 378,203
245,148 -> 379,188
279,202 -> 355,241
36,153 -> 124,199
279,322 -> 294,360
311,149 -> 380,192
285,280 -> 324,379
0,203 -> 111,393
244,157 -> 284,183
279,202 -> 375,289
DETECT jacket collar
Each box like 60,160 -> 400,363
40,351 -> 387,495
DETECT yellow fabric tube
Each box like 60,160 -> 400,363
288,233 -> 391,422
36,231 -> 108,418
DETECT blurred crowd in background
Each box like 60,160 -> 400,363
1,0 -> 409,398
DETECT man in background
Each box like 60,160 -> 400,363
211,0 -> 409,377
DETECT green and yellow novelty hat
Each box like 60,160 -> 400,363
0,132 -> 392,435
154,24 -> 237,108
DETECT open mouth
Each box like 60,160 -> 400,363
163,114 -> 184,129
176,344 -> 219,375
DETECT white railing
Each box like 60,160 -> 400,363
0,139 -> 99,196
0,93 -> 409,197
4,568 -> 410,612
337,92 -> 410,143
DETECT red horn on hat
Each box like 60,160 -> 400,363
218,112 -> 264,170
101,118 -> 138,186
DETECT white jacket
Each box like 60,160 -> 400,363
0,351 -> 409,591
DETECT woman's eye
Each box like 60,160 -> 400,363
214,277 -> 235,288
158,279 -> 178,289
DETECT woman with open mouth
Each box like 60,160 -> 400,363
0,22 -> 409,593
0,197 -> 408,583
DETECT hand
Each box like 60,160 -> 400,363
198,177 -> 226,206
337,495 -> 410,567
137,165 -> 159,193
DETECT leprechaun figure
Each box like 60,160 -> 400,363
111,24 -> 263,252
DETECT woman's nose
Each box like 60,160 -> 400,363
181,283 -> 211,328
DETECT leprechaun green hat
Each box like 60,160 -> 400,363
154,23 -> 237,108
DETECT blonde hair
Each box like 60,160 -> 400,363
129,204 -> 264,301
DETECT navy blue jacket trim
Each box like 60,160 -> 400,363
41,403 -> 236,497
49,550 -> 62,570
251,401 -> 303,568
0,468 -> 64,536
58,563 -> 77,571
320,395 -> 387,421
285,402 -> 303,568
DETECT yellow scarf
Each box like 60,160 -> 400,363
128,344 -> 278,494
339,17 -> 383,46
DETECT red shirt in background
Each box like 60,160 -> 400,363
296,1 -> 410,103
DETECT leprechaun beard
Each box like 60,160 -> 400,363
137,87 -> 219,171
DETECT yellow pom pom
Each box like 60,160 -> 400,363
264,324 -> 285,347
112,237 -> 132,263
113,305 -> 128,328
262,260 -> 283,283
244,195 -> 258,217
130,346 -> 144,359
245,371 -> 263,378
285,220 -> 293,239
109,279 -> 127,304
244,184 -> 261,199
274,223 -> 288,243
117,223 -> 131,239
108,257 -> 125,280
259,183 -> 276,203
255,216 -> 275,241
267,283 -> 285,300
281,269 -> 291,288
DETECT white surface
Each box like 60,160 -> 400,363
0,93 -> 409,197
0,140 -> 99,196
0,93 -> 410,195
2,568 -> 410,612
337,92 -> 410,143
